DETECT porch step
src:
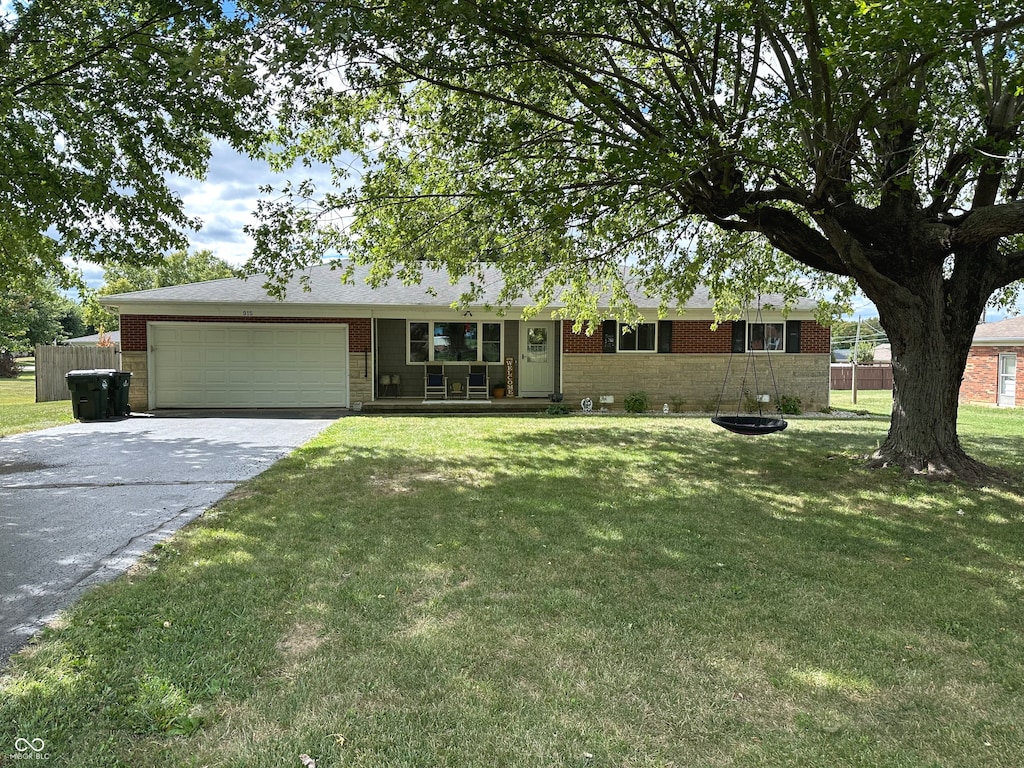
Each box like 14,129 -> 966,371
359,398 -> 555,415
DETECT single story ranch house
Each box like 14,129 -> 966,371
100,262 -> 831,413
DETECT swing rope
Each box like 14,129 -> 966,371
711,298 -> 788,436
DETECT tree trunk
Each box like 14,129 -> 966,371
870,281 -> 997,482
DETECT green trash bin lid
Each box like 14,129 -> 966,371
66,369 -> 116,388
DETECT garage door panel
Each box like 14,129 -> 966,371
273,329 -> 299,345
228,346 -> 253,364
251,369 -> 279,385
252,348 -> 279,365
274,348 -> 299,365
151,322 -> 349,408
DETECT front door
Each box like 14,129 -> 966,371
519,321 -> 556,397
998,353 -> 1017,407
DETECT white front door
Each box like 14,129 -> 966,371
519,321 -> 555,397
998,353 -> 1017,407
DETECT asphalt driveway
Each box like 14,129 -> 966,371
0,411 -> 341,663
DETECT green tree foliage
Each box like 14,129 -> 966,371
83,250 -> 237,331
250,0 -> 1024,479
1,274 -> 86,351
0,0 -> 266,287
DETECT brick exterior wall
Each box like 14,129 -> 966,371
562,319 -> 741,354
674,321 -> 734,353
119,314 -> 373,410
561,321 -> 605,353
962,346 -> 1021,406
800,321 -> 830,354
560,319 -> 830,355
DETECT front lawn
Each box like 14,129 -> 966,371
2,413 -> 1022,767
829,388 -> 892,416
0,372 -> 76,436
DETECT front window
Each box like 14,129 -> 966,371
618,322 -> 657,352
481,322 -> 502,362
409,322 -> 429,362
748,322 -> 784,351
409,321 -> 502,363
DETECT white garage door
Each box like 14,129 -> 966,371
150,322 -> 349,408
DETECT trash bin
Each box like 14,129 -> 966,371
66,369 -> 115,421
108,371 -> 132,417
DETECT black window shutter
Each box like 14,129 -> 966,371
658,320 -> 673,353
731,321 -> 746,353
602,319 -> 617,353
786,320 -> 801,353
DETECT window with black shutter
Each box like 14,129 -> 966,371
658,320 -> 673,353
602,319 -> 617,353
786,320 -> 801,353
731,321 -> 746,353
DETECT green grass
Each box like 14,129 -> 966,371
2,413 -> 1023,767
0,372 -> 76,436
829,388 -> 893,416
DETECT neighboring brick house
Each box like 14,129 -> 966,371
962,317 -> 1024,407
100,262 -> 831,413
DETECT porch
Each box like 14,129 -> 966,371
360,397 -> 557,414
371,318 -> 560,402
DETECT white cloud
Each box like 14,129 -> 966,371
171,141 -> 338,268
71,142 -> 339,290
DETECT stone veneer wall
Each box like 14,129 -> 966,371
119,315 -> 373,411
961,345 -> 1022,406
120,351 -> 150,412
561,353 -> 831,412
559,318 -> 831,411
347,352 -> 375,407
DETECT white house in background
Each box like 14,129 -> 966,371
67,331 -> 121,347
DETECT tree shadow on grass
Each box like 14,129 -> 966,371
4,415 -> 1023,766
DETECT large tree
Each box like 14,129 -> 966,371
0,0 -> 266,287
248,0 -> 1024,480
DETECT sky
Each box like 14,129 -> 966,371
77,140 -> 325,289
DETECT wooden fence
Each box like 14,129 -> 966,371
34,345 -> 122,402
830,363 -> 893,391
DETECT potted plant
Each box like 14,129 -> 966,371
492,380 -> 506,398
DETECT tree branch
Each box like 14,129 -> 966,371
954,200 -> 1024,244
9,11 -> 173,97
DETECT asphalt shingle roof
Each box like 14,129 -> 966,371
100,260 -> 813,312
973,315 -> 1024,342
